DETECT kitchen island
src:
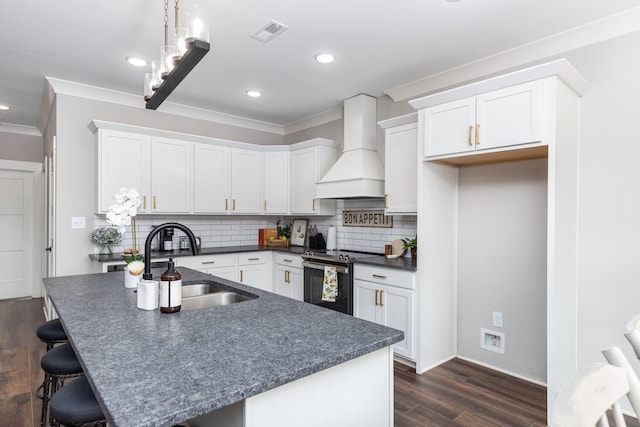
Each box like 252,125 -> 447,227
44,268 -> 403,426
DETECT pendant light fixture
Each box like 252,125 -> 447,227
145,0 -> 210,110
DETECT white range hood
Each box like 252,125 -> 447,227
316,94 -> 385,199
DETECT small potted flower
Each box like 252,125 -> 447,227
107,187 -> 145,288
90,227 -> 122,255
403,236 -> 417,260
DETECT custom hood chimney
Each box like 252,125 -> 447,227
316,94 -> 384,199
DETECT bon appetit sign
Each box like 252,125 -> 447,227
342,210 -> 393,228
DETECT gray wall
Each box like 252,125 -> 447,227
0,130 -> 43,162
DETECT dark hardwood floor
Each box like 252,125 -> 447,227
0,297 -> 580,426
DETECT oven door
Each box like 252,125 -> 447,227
302,261 -> 353,315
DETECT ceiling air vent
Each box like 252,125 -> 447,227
251,20 -> 288,43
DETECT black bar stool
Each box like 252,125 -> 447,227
50,377 -> 106,427
37,318 -> 68,351
36,319 -> 69,408
40,343 -> 84,427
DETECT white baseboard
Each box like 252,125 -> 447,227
456,355 -> 547,387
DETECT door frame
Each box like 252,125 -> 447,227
0,159 -> 42,298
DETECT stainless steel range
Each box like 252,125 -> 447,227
301,250 -> 379,315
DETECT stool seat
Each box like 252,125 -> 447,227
41,343 -> 83,376
50,377 -> 105,426
37,319 -> 68,344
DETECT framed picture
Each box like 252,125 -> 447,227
291,219 -> 308,246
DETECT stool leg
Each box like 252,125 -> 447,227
48,377 -> 63,427
39,372 -> 51,427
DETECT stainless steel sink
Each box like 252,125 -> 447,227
181,283 -> 226,298
181,281 -> 256,311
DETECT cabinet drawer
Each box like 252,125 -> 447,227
354,265 -> 415,290
177,254 -> 237,270
238,252 -> 267,265
273,253 -> 303,269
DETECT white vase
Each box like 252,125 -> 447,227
125,271 -> 141,288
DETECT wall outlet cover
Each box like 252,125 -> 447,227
492,311 -> 504,328
480,328 -> 505,354
71,217 -> 86,229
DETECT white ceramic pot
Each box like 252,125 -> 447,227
124,271 -> 141,288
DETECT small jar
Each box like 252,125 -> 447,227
180,236 -> 189,250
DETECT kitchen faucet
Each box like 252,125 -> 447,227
143,222 -> 199,280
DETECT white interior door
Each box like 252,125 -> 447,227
0,170 -> 34,299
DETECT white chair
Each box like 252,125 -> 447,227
552,363 -> 629,426
624,314 -> 640,360
602,346 -> 640,418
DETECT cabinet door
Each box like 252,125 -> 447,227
384,122 -> 418,214
207,266 -> 237,281
476,80 -> 543,151
290,147 -> 318,214
289,267 -> 304,301
380,285 -> 414,360
274,265 -> 289,297
194,144 -> 230,213
231,149 -> 262,214
98,130 -> 150,213
263,151 -> 289,214
354,280 -> 380,324
423,98 -> 475,158
239,264 -> 270,291
151,138 -> 192,213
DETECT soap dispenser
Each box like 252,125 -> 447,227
159,258 -> 182,313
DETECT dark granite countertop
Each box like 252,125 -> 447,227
89,245 -> 417,272
44,269 -> 403,427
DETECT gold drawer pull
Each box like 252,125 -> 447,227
380,290 -> 384,307
384,194 -> 388,209
312,198 -> 316,211
247,257 -> 260,261
201,261 -> 216,265
475,123 -> 480,145
153,195 -> 157,209
233,199 -> 236,211
264,200 -> 267,211
375,289 -> 379,306
240,270 -> 243,282
468,125 -> 473,146
283,259 -> 293,263
225,198 -> 228,211
372,274 -> 387,279
143,195 -> 147,209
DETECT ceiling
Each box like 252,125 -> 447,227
1,0 -> 639,131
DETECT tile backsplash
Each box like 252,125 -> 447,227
94,199 -> 416,256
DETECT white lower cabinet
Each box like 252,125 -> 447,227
354,265 -> 415,361
238,252 -> 271,292
273,254 -> 303,301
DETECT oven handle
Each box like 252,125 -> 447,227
302,261 -> 350,275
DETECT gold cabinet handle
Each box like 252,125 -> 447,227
225,198 -> 228,211
247,257 -> 260,261
285,270 -> 290,283
240,270 -> 243,282
384,194 -> 388,209
143,195 -> 147,209
380,290 -> 384,307
201,261 -> 215,265
475,123 -> 480,145
468,125 -> 473,146
283,259 -> 293,263
312,198 -> 316,211
153,195 -> 157,209
264,200 -> 267,211
233,199 -> 236,211
375,289 -> 379,306
372,274 -> 387,279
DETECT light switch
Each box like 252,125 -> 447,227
492,311 -> 504,328
71,217 -> 86,229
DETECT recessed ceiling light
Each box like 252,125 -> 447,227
315,53 -> 335,64
0,105 -> 10,111
125,56 -> 147,67
246,90 -> 262,98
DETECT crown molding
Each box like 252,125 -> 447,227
44,77 -> 285,135
385,6 -> 640,102
283,106 -> 342,134
0,122 -> 41,137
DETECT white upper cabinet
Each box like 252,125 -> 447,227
98,129 -> 151,213
193,144 -> 230,214
379,114 -> 418,215
150,137 -> 193,213
230,148 -> 263,214
290,142 -> 337,215
263,151 -> 289,214
422,80 -> 543,160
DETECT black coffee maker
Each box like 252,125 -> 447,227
160,228 -> 174,251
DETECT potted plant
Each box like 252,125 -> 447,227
403,236 -> 417,260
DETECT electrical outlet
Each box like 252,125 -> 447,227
492,311 -> 504,328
